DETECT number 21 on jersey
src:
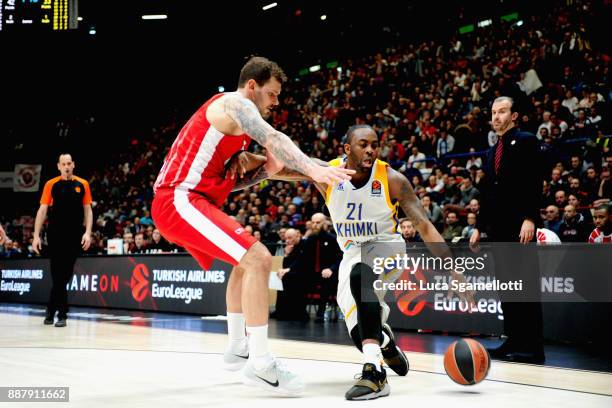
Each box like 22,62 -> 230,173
346,202 -> 363,220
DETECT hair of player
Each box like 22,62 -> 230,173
344,124 -> 375,144
238,56 -> 287,88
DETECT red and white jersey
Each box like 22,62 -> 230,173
588,228 -> 612,244
154,93 -> 251,207
536,228 -> 561,245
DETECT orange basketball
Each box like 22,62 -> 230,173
443,339 -> 490,385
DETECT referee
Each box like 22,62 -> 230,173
32,154 -> 93,327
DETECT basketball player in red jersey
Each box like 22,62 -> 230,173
151,57 -> 354,395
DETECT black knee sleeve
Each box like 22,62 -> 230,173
350,326 -> 363,352
349,263 -> 383,344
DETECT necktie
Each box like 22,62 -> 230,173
494,139 -> 503,175
314,240 -> 321,273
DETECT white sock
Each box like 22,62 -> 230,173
247,325 -> 274,370
381,332 -> 390,348
363,343 -> 382,371
227,312 -> 247,353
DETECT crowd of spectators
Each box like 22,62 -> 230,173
2,0 -> 610,259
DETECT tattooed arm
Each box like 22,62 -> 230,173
231,155 -> 329,193
220,94 -> 353,185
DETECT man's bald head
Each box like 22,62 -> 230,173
564,205 -> 576,219
284,228 -> 301,246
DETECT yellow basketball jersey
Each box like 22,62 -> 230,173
325,158 -> 400,252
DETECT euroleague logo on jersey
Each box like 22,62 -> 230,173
75,186 -> 81,193
130,263 -> 151,302
371,180 -> 382,196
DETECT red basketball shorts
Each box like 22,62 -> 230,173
151,188 -> 257,269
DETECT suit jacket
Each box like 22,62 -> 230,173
480,127 -> 543,241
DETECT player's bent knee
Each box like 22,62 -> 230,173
242,241 -> 272,271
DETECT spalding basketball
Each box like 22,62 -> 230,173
443,339 -> 490,385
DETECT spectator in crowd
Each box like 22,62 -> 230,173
123,232 -> 135,254
572,109 -> 593,138
131,232 -> 147,254
461,213 -> 478,241
421,195 -> 442,227
549,168 -> 566,194
588,106 -> 602,128
568,177 -> 588,202
467,198 -> 481,216
459,176 -> 480,206
568,156 -> 586,180
465,148 -> 482,169
551,99 -> 573,126
399,218 -> 421,244
562,89 -> 579,113
583,167 -> 600,201
555,190 -> 568,208
537,112 -> 553,140
558,205 -> 590,242
387,138 -> 407,169
441,211 -> 462,241
568,193 -> 593,223
424,175 -> 444,202
407,146 -> 427,171
1,240 -> 23,258
147,228 -> 172,253
594,165 -> 611,204
442,175 -> 461,204
140,210 -> 154,226
543,205 -> 562,234
436,130 -> 455,158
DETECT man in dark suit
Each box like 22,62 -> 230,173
302,213 -> 342,322
472,96 -> 545,364
274,228 -> 309,322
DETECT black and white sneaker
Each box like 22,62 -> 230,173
345,363 -> 390,400
381,323 -> 409,376
242,359 -> 304,396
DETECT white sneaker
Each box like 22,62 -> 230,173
242,359 -> 305,396
223,349 -> 249,371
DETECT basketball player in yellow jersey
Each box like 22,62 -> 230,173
230,125 -> 473,400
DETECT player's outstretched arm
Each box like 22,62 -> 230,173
231,154 -> 329,192
388,167 -> 475,307
221,94 -> 353,185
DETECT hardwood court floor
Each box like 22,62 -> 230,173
0,306 -> 611,408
